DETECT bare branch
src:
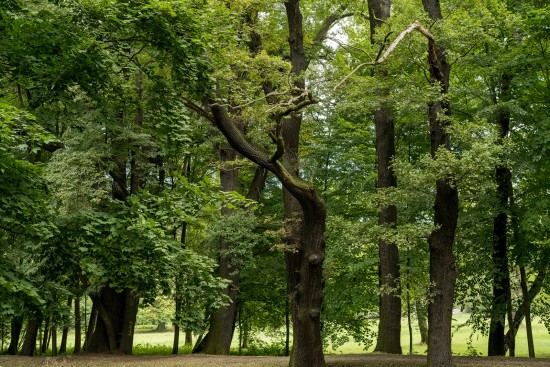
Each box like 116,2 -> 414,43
333,22 -> 436,91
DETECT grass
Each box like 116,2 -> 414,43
323,312 -> 550,358
130,313 -> 550,357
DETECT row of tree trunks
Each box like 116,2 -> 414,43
367,0 -> 402,355
422,1 -> 460,367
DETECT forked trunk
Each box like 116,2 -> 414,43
88,287 -> 139,354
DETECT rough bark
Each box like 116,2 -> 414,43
422,1 -> 459,367
20,318 -> 40,356
488,72 -> 513,357
368,0 -> 401,354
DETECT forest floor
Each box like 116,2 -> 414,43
1,354 -> 550,367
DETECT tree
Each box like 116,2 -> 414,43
367,0 -> 402,354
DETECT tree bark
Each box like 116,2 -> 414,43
520,266 -> 535,357
422,1 -> 459,367
41,317 -> 51,354
195,142 -> 241,355
51,323 -> 57,356
7,316 -> 23,355
88,287 -> 138,354
59,298 -> 72,354
488,72 -> 513,357
83,303 -> 97,352
368,0 -> 401,354
20,318 -> 40,356
504,264 -> 547,352
416,299 -> 428,345
74,297 -> 81,353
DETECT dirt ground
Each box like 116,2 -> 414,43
1,354 -> 549,367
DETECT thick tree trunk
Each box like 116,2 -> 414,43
367,0 -> 402,354
20,318 -> 40,356
422,1 -> 459,367
7,316 -> 23,355
88,287 -> 138,354
488,72 -> 513,357
74,297 -> 81,353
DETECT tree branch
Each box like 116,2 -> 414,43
334,22 -> 436,90
313,6 -> 353,46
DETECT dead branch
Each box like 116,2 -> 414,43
333,22 -> 436,91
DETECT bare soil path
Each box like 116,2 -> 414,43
1,354 -> 549,367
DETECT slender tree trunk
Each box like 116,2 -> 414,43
51,323 -> 57,356
83,303 -> 97,352
367,0 -> 401,354
520,266 -> 535,357
504,264 -> 547,350
7,316 -> 23,355
488,72 -> 513,357
59,298 -> 72,354
41,317 -> 51,354
20,318 -> 40,356
185,330 -> 193,346
422,1 -> 459,367
74,297 -> 81,353
416,299 -> 428,345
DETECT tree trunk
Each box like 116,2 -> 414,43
41,317 -> 51,354
504,264 -> 547,350
422,1 -> 459,367
520,266 -> 535,357
88,286 -> 138,354
185,330 -> 193,346
416,299 -> 428,345
51,323 -> 57,356
83,303 -> 97,352
74,297 -> 81,353
59,298 -> 71,353
7,316 -> 23,355
196,143 -> 240,355
488,72 -> 513,357
20,318 -> 40,356
367,0 -> 402,354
